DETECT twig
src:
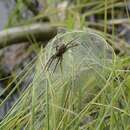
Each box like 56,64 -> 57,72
0,23 -> 57,49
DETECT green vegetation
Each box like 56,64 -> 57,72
0,0 -> 130,130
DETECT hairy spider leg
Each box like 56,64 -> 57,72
60,55 -> 63,73
53,57 -> 60,72
56,44 -> 60,51
44,55 -> 55,71
66,37 -> 79,47
68,43 -> 79,48
66,43 -> 79,51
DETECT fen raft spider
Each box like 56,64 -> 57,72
44,37 -> 79,73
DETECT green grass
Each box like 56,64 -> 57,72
1,0 -> 130,130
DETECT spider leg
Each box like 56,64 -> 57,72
56,44 -> 59,51
66,37 -> 79,46
67,43 -> 79,50
53,57 -> 60,73
44,55 -> 55,71
60,56 -> 63,73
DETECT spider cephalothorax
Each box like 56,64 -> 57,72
44,37 -> 79,72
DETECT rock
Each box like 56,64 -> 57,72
1,43 -> 30,74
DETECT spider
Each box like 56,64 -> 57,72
44,37 -> 79,72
